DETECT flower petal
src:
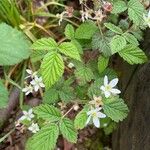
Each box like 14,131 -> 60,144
100,85 -> 105,91
97,112 -> 106,118
93,117 -> 100,128
111,88 -> 121,94
148,10 -> 150,18
109,78 -> 118,87
86,115 -> 91,125
104,75 -> 108,86
104,91 -> 111,98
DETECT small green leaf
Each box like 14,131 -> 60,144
112,1 -> 127,14
31,38 -> 57,51
41,51 -> 64,89
123,32 -> 139,46
0,23 -> 30,65
26,124 -> 59,150
103,98 -> 129,122
92,32 -> 112,57
104,23 -> 123,34
71,39 -> 83,54
110,35 -> 127,54
74,106 -> 89,129
118,45 -> 148,64
43,89 -> 59,104
75,21 -> 98,39
98,56 -> 109,74
59,118 -> 77,143
58,87 -> 76,102
128,0 -> 145,25
59,42 -> 81,61
75,65 -> 94,86
65,24 -> 75,39
34,104 -> 61,122
0,80 -> 8,108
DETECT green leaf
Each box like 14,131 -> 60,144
123,32 -> 139,46
128,0 -> 145,25
43,89 -> 59,104
104,23 -> 123,34
0,23 -> 30,65
74,106 -> 89,129
103,98 -> 129,122
59,118 -> 77,143
110,35 -> 127,54
75,21 -> 98,39
59,42 -> 81,61
26,124 -> 59,150
33,104 -> 61,122
65,24 -> 75,39
31,38 -> 57,51
75,65 -> 94,86
104,121 -> 117,135
92,32 -> 112,57
98,56 -> 109,74
118,45 -> 148,64
112,1 -> 127,14
71,39 -> 83,54
41,51 -> 64,89
0,80 -> 8,108
58,87 -> 76,102
88,78 -> 103,98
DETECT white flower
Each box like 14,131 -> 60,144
100,75 -> 121,98
89,95 -> 103,108
30,76 -> 45,92
22,85 -> 33,95
28,123 -> 40,133
19,109 -> 34,121
25,69 -> 37,79
80,9 -> 91,22
143,10 -> 150,28
67,62 -> 75,68
86,107 -> 106,128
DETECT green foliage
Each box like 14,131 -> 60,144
128,0 -> 145,25
26,124 -> 59,150
123,32 -> 139,46
41,51 -> 64,89
102,97 -> 129,122
0,80 -> 8,108
43,78 -> 76,103
0,23 -> 30,65
75,65 -> 94,86
65,24 -> 75,40
33,104 -> 62,122
98,55 -> 109,74
59,118 -> 77,143
59,42 -> 81,61
75,21 -> 98,39
74,106 -> 89,129
110,35 -> 127,54
118,45 -> 148,64
104,23 -> 123,34
104,121 -> 117,135
31,38 -> 57,51
43,89 -> 59,104
92,32 -> 112,57
112,0 -> 127,14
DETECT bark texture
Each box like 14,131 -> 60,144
112,30 -> 150,150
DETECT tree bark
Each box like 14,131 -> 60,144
112,30 -> 150,150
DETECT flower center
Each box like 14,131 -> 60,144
106,85 -> 111,91
92,112 -> 97,117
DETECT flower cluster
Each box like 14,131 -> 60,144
86,75 -> 121,128
22,69 -> 45,95
56,6 -> 74,25
18,109 -> 39,133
